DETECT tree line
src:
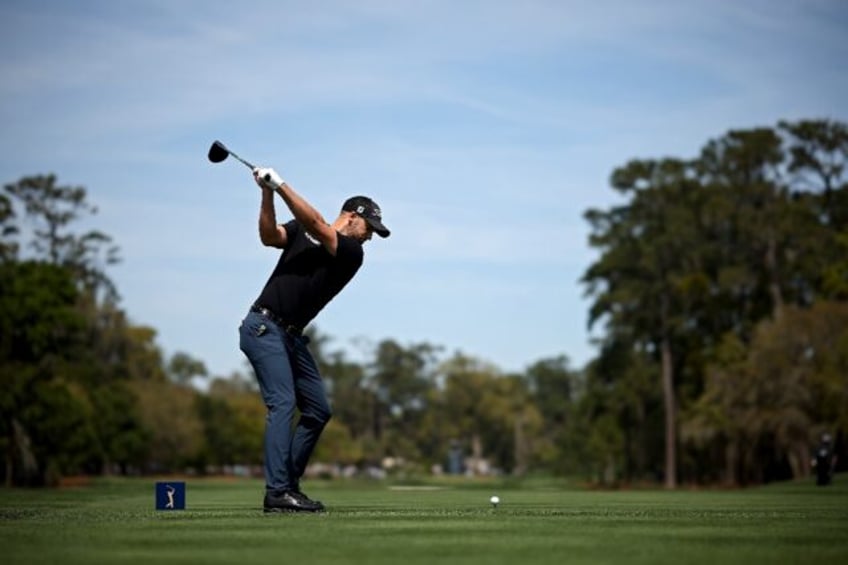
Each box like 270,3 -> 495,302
1,118 -> 846,487
583,119 -> 848,486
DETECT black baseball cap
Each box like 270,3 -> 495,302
342,196 -> 390,238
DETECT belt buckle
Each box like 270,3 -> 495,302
253,304 -> 300,336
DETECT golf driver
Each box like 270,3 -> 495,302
208,140 -> 276,183
208,140 -> 257,170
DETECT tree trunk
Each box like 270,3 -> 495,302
765,232 -> 784,319
789,443 -> 810,479
470,434 -> 483,475
513,412 -> 527,477
661,335 -> 677,488
788,449 -> 803,480
372,397 -> 382,441
11,419 -> 39,486
4,436 -> 12,488
725,440 -> 738,486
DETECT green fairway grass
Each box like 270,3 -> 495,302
1,476 -> 846,564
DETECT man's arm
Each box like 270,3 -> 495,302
255,168 -> 339,255
258,185 -> 288,248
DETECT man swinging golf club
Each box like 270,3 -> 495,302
239,164 -> 390,513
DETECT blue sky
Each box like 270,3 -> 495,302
2,0 -> 847,377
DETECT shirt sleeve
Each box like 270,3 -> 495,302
282,220 -> 299,247
336,234 -> 364,267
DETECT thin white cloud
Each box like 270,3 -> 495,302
1,0 -> 846,375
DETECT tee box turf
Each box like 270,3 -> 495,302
155,482 -> 186,510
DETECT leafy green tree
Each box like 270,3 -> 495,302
432,354 -> 541,475
0,260 -> 88,485
584,158 -> 706,487
320,349 -> 373,460
577,341 -> 662,484
583,119 -> 848,486
0,193 -> 18,261
679,121 -> 848,484
3,174 -> 119,301
122,326 -> 168,382
195,395 -> 240,470
312,419 -> 364,466
698,128 -> 795,321
195,373 -> 263,471
1,174 -> 156,483
130,378 -> 203,472
17,376 -> 99,486
779,119 -> 848,300
366,340 -> 440,463
779,119 -> 848,220
685,301 -> 848,485
87,381 -> 149,475
524,355 -> 581,471
167,352 -> 208,387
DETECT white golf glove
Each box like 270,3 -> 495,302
254,167 -> 284,190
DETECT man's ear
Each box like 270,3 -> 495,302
338,211 -> 356,230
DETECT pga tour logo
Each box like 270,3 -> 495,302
155,482 -> 186,510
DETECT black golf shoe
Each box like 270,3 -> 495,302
292,488 -> 325,512
263,490 -> 324,513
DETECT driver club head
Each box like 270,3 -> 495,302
208,140 -> 230,163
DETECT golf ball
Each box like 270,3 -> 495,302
490,495 -> 500,505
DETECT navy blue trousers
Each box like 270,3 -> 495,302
239,310 -> 331,492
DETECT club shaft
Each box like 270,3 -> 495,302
228,151 -> 256,170
234,152 -> 272,183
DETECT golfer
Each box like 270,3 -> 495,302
239,166 -> 390,512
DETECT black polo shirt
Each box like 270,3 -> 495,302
255,220 -> 363,329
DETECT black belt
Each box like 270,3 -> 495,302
250,304 -> 303,336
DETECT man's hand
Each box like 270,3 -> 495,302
253,167 -> 285,191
